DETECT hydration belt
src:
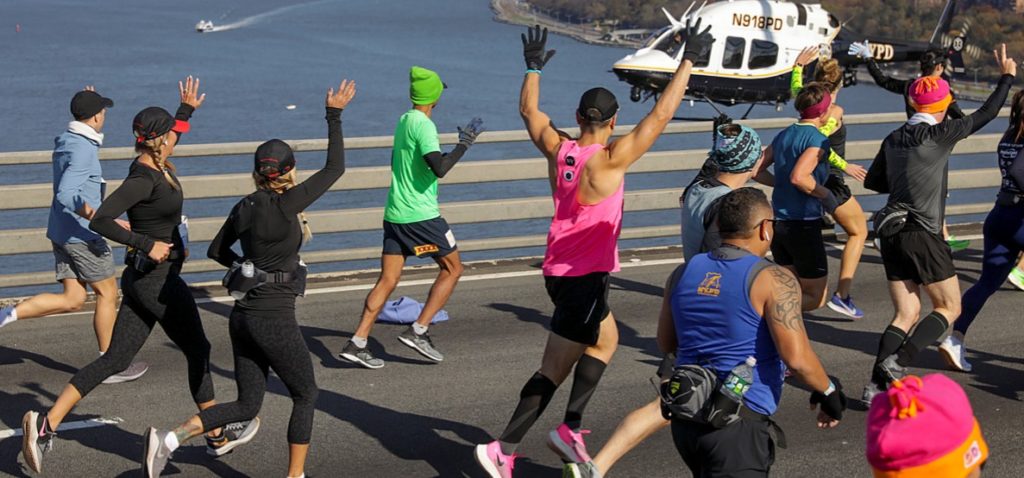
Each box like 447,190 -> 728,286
223,261 -> 308,300
125,247 -> 184,273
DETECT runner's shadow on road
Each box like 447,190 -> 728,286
609,276 -> 664,297
803,315 -> 881,356
487,303 -> 660,358
0,345 -> 78,375
298,325 -> 439,369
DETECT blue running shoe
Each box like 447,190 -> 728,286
826,293 -> 864,319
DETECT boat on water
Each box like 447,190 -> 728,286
195,20 -> 214,33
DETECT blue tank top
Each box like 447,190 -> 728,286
671,246 -> 785,416
771,123 -> 831,220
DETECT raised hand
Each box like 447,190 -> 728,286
458,117 -> 485,148
179,76 -> 206,109
848,40 -> 872,60
795,46 -> 819,67
326,79 -> 357,109
522,24 -> 556,71
84,85 -> 96,92
681,18 -> 713,65
995,43 -> 1017,77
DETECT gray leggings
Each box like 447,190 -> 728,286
70,264 -> 214,402
197,306 -> 318,444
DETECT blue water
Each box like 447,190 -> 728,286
0,0 -> 1005,296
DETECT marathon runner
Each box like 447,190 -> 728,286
474,22 -> 713,477
339,66 -> 483,368
862,45 -> 1016,400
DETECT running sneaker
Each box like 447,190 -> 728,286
206,418 -> 261,457
0,305 -> 15,328
874,354 -> 907,386
338,341 -> 385,369
21,410 -> 54,474
1008,267 -> 1024,291
938,334 -> 973,373
397,326 -> 444,362
143,427 -> 173,478
947,236 -> 970,252
861,382 -> 883,405
547,423 -> 592,464
563,462 -> 603,478
826,293 -> 865,319
474,441 -> 518,478
102,361 -> 150,384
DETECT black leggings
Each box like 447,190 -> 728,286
197,306 -> 318,444
70,264 -> 214,402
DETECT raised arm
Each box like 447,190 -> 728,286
519,25 -> 562,160
280,80 -> 356,215
866,58 -> 909,95
423,117 -> 483,178
790,47 -> 818,98
608,19 -> 714,169
939,45 -> 1016,143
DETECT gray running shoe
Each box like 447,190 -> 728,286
143,427 -> 173,478
874,354 -> 907,386
397,326 -> 444,362
21,411 -> 54,473
102,361 -> 150,384
206,417 -> 261,457
862,382 -> 883,405
339,341 -> 385,369
563,462 -> 603,478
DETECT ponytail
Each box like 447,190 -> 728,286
252,169 -> 313,244
136,133 -> 180,190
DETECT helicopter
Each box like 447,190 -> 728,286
611,0 -> 975,118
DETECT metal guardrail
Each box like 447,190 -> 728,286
0,110 -> 1010,289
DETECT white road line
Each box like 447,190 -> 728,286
0,417 -> 123,440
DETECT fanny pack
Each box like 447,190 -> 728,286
223,260 -> 308,300
872,203 -> 910,238
655,364 -> 742,429
125,247 -> 184,273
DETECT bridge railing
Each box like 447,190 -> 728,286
0,110 -> 1009,289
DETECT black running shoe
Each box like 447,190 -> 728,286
339,341 -> 385,369
21,411 -> 54,474
397,326 -> 444,362
206,418 -> 261,457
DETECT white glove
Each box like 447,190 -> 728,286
849,41 -> 872,60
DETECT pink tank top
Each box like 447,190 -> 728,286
542,140 -> 625,277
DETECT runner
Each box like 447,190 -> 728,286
20,77 -> 255,473
851,41 -> 971,251
757,83 -> 840,312
660,188 -> 846,477
939,88 -> 1024,373
338,66 -> 483,368
0,87 -> 148,383
862,45 -> 1016,400
791,48 -> 869,319
142,80 -> 355,478
474,22 -> 713,477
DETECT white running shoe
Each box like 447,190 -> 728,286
0,305 -> 16,328
103,361 -> 150,384
939,334 -> 972,373
1008,267 -> 1024,291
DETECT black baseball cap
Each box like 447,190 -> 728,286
70,90 -> 114,120
254,139 -> 295,179
132,106 -> 190,144
577,87 -> 619,123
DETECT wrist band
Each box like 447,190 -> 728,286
526,69 -> 542,75
823,380 -> 836,396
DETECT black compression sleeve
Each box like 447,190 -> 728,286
89,175 -> 157,252
175,103 -> 195,121
864,146 -> 890,193
423,144 -> 468,179
868,60 -> 908,95
967,75 -> 1014,135
947,99 -> 966,120
279,107 -> 346,215
207,209 -> 241,268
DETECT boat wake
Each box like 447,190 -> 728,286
204,0 -> 336,32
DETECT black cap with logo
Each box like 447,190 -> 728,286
577,87 -> 619,124
132,106 -> 190,144
70,90 -> 114,120
254,139 -> 296,179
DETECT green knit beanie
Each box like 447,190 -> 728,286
409,66 -> 444,106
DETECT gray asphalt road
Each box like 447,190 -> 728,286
1,245 -> 1023,477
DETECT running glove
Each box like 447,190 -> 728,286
681,18 -> 714,65
849,41 -> 873,60
522,25 -> 556,71
810,379 -> 848,421
458,117 -> 485,148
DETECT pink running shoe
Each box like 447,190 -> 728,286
547,423 -> 592,463
474,441 -> 517,478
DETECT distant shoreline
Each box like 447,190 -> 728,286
490,0 -> 642,49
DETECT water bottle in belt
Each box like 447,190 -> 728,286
708,356 -> 756,427
242,260 -> 255,278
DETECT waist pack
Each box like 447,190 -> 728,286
872,204 -> 910,238
223,260 -> 308,300
656,364 -> 741,428
125,248 -> 184,274
996,190 -> 1024,208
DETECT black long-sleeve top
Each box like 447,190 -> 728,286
867,60 -> 965,120
90,160 -> 185,259
208,107 -> 346,312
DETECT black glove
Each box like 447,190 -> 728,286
458,117 -> 485,148
681,18 -> 714,65
810,380 -> 848,421
522,24 -> 556,71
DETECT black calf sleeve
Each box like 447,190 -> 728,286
897,312 -> 949,367
498,373 -> 558,445
875,326 -> 908,366
564,354 -> 608,429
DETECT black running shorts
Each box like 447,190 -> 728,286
382,217 -> 457,258
880,228 -> 956,285
825,173 -> 852,207
544,272 -> 611,346
671,418 -> 776,477
770,219 -> 828,279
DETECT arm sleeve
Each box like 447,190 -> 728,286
867,60 -> 909,95
937,75 -> 1014,143
790,65 -> 804,98
207,206 -> 241,268
423,145 -> 468,178
89,176 -> 156,252
947,99 -> 966,120
864,146 -> 889,193
54,151 -> 94,213
279,107 -> 346,215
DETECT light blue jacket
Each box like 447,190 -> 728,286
47,126 -> 105,245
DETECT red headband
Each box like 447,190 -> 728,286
800,91 -> 832,120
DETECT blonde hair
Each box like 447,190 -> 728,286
814,59 -> 843,93
252,169 -> 313,243
135,132 -> 179,190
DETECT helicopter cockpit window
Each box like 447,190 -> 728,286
644,26 -> 674,50
748,40 -> 779,69
723,36 -> 746,69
